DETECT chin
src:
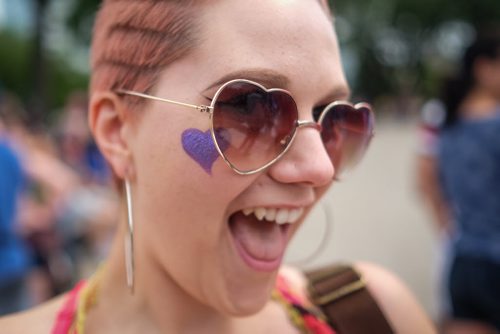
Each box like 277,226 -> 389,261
224,294 -> 270,317
221,277 -> 276,317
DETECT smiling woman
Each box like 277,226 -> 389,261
0,1 -> 435,333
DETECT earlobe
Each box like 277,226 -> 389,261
88,92 -> 133,180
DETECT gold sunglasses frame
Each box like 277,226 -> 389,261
116,78 -> 374,176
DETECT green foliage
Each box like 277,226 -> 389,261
66,0 -> 101,44
1,0 -> 498,123
0,30 -> 88,120
329,0 -> 500,100
0,31 -> 31,101
47,53 -> 88,113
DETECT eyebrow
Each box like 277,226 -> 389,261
205,67 -> 351,103
205,68 -> 291,92
321,85 -> 352,102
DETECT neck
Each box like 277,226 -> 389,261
85,221 -> 239,334
460,88 -> 499,119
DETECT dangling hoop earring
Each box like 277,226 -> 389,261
124,179 -> 135,294
288,201 -> 333,267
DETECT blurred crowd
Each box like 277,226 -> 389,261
0,89 -> 118,315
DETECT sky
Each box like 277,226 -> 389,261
0,0 -> 33,34
0,0 -> 89,73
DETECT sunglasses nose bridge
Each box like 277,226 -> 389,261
296,120 -> 322,132
269,119 -> 334,186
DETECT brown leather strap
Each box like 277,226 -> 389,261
306,264 -> 394,334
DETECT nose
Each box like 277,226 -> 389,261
267,122 -> 335,187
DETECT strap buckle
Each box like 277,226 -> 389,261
307,265 -> 367,306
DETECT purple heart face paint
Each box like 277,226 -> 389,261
181,129 -> 229,174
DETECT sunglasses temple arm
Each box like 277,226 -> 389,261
115,90 -> 212,113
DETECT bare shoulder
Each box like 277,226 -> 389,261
278,265 -> 310,298
0,294 -> 66,334
279,265 -> 309,286
354,262 -> 437,334
279,263 -> 436,334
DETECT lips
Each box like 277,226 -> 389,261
228,208 -> 302,272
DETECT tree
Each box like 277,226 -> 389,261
329,0 -> 500,102
1,0 -> 498,125
28,0 -> 50,129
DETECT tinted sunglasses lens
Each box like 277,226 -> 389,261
320,104 -> 374,175
212,81 -> 298,173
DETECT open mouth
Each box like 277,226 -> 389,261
228,207 -> 304,272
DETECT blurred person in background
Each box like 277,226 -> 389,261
54,91 -> 118,277
15,91 -> 118,300
56,91 -> 110,185
416,97 -> 452,327
418,29 -> 500,333
0,88 -> 79,305
0,87 -> 116,306
0,89 -> 32,315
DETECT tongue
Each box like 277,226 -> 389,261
230,212 -> 285,261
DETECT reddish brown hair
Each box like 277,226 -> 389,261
90,0 -> 205,106
91,0 -> 333,106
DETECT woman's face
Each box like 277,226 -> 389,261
480,52 -> 500,99
126,0 -> 349,316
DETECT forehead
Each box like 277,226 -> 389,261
188,0 -> 346,99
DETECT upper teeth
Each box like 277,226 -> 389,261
242,207 -> 304,225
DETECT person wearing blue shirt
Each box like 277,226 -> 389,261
437,30 -> 500,333
0,138 -> 31,315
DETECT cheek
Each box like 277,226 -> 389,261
132,115 -> 255,231
315,182 -> 333,201
288,182 -> 333,239
181,128 -> 224,175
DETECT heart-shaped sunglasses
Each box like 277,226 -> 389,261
116,79 -> 374,176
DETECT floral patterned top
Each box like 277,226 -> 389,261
52,281 -> 85,334
272,275 -> 336,334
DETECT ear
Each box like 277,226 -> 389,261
88,92 -> 133,181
